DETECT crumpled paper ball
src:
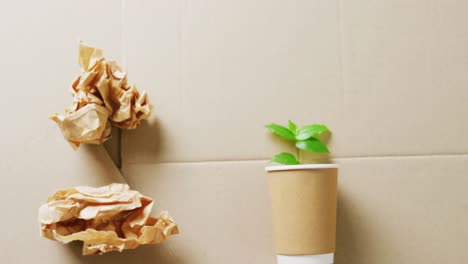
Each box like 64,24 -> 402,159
38,183 -> 178,255
51,41 -> 153,149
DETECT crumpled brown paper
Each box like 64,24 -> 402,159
38,183 -> 178,255
51,41 -> 153,149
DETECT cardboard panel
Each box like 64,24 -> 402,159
122,0 -> 468,163
339,0 -> 468,158
335,155 -> 468,263
123,162 -> 277,264
0,1 -> 129,263
122,0 -> 342,163
124,156 -> 468,264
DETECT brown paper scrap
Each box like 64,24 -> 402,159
38,183 -> 178,255
51,41 -> 153,149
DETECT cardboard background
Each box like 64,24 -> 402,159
1,0 -> 467,263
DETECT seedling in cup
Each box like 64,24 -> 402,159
265,121 -> 330,165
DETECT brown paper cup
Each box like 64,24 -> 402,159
266,164 -> 338,255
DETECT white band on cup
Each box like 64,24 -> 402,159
277,253 -> 334,264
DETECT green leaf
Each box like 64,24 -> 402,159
265,123 -> 295,140
271,152 -> 300,165
296,124 -> 329,140
288,120 -> 298,135
296,138 -> 329,153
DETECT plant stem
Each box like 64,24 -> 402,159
296,148 -> 301,164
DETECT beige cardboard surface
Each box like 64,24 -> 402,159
122,0 -> 342,163
122,162 -> 277,264
268,169 -> 337,255
0,1 -> 128,263
122,0 -> 468,163
339,0 -> 468,158
124,156 -> 468,264
1,0 -> 468,263
104,126 -> 122,168
335,155 -> 468,263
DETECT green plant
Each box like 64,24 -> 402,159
265,120 -> 330,165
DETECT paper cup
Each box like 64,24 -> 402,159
266,164 -> 338,262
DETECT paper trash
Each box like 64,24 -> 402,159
51,41 -> 153,149
38,183 -> 178,255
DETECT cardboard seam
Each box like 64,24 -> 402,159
121,153 -> 468,166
